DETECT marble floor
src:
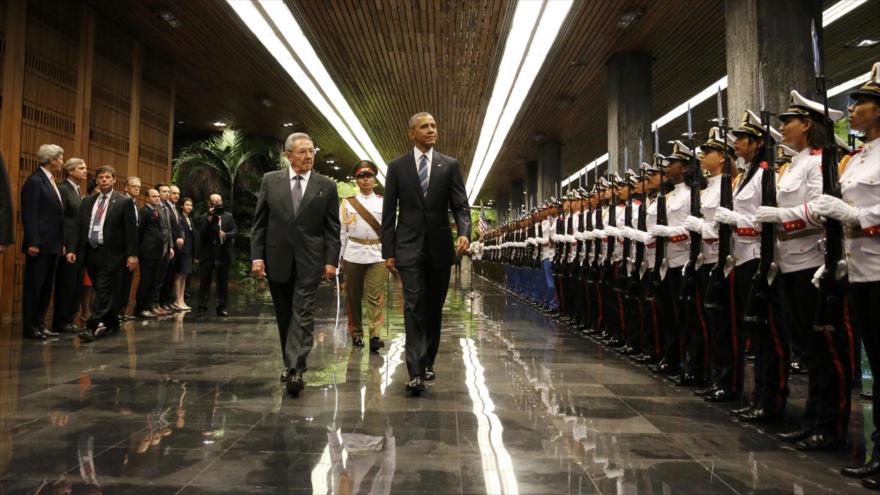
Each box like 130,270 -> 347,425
0,269 -> 872,494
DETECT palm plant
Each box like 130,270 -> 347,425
172,128 -> 258,207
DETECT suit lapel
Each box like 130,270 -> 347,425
296,174 -> 320,219
277,172 -> 295,218
425,152 -> 443,202
404,153 -> 425,206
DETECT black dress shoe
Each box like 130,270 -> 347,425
352,337 -> 365,347
23,329 -> 47,340
842,460 -> 880,478
424,367 -> 436,381
731,403 -> 755,415
704,389 -> 738,402
216,310 -> 229,317
864,477 -> 880,491
795,433 -> 843,451
41,327 -> 60,337
60,323 -> 81,333
670,374 -> 704,387
406,376 -> 425,395
77,330 -> 95,343
738,407 -> 784,423
693,386 -> 718,397
369,337 -> 384,353
776,428 -> 812,443
286,372 -> 304,395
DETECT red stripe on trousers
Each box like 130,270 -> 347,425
696,292 -> 709,373
844,298 -> 856,377
822,326 -> 849,438
651,299 -> 660,355
729,271 -> 739,392
617,292 -> 626,338
595,282 -> 604,330
768,306 -> 787,411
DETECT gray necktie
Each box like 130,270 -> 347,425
418,155 -> 429,196
292,175 -> 303,214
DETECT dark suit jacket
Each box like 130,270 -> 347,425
20,167 -> 64,254
74,190 -> 138,267
138,204 -> 171,260
163,200 -> 183,241
0,152 -> 13,246
196,211 -> 236,263
251,170 -> 341,284
381,150 -> 470,268
58,180 -> 83,252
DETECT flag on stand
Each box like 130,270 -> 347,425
477,202 -> 488,238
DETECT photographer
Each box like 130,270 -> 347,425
196,193 -> 237,316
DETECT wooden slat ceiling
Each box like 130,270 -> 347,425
86,0 -> 878,193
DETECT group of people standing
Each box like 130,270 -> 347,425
17,145 -> 235,343
475,64 -> 880,488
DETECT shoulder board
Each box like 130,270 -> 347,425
732,174 -> 742,188
776,163 -> 790,177
759,161 -> 768,170
850,147 -> 863,156
810,148 -> 822,156
376,194 -> 383,198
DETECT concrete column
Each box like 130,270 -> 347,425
525,161 -> 538,208
725,0 -> 822,123
537,140 -> 561,200
608,52 -> 652,174
509,179 -> 524,217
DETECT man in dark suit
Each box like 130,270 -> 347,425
134,188 -> 173,317
153,183 -> 182,315
118,176 -> 142,319
52,158 -> 88,333
159,184 -> 184,310
196,193 -> 237,316
0,151 -> 13,252
381,112 -> 470,394
71,166 -> 138,342
251,132 -> 341,395
20,144 -> 66,340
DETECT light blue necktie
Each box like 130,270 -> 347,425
418,155 -> 429,196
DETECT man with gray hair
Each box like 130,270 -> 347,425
20,144 -> 65,339
251,132 -> 341,395
52,157 -> 88,333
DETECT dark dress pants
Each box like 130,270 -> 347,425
397,247 -> 452,379
135,257 -> 162,314
198,259 -> 230,311
268,262 -> 319,373
84,246 -> 123,331
22,252 -> 59,333
706,267 -> 741,394
851,281 -> 880,456
52,257 -> 83,328
118,265 -> 134,315
660,267 -> 683,368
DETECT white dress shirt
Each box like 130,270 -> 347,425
289,167 -> 312,196
413,147 -> 434,183
66,178 -> 82,198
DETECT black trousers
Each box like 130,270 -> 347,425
52,257 -> 83,329
660,267 -> 683,368
198,260 -> 230,311
705,266 -> 740,393
603,263 -> 622,339
681,265 -> 711,379
851,281 -> 880,455
591,281 -> 604,332
22,252 -> 59,333
135,257 -> 163,314
776,268 -> 851,437
118,264 -> 134,315
268,265 -> 320,374
84,247 -> 124,331
160,256 -> 177,306
397,250 -> 452,379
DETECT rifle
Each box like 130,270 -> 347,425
617,181 -> 633,291
585,184 -> 597,283
647,154 -> 668,301
605,169 -> 618,283
705,91 -> 734,310
630,164 -> 648,295
593,186 -> 605,278
744,71 -> 778,325
810,19 -> 846,331
681,105 -> 703,302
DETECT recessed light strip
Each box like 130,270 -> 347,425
829,71 -> 872,97
823,0 -> 868,27
466,0 -> 574,204
227,0 -> 387,182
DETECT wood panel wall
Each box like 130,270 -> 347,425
0,0 -> 175,319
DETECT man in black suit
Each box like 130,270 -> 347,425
159,184 -> 184,310
0,151 -> 13,252
52,158 -> 88,333
381,112 -> 471,394
71,166 -> 138,342
118,176 -> 141,319
20,144 -> 66,340
134,188 -> 173,317
251,132 -> 341,395
196,193 -> 237,317
153,183 -> 182,315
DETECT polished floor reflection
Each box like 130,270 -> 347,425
0,269 -> 871,494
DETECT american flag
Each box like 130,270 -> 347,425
477,204 -> 488,237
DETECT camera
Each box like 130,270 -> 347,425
212,204 -> 224,215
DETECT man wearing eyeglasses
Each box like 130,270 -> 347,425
251,132 -> 341,396
381,112 -> 471,395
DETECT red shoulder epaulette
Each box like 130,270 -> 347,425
810,148 -> 822,156
850,148 -> 863,157
759,161 -> 768,169
376,194 -> 383,198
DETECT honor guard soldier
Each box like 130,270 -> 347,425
716,110 -> 788,423
340,160 -> 387,353
811,63 -> 880,485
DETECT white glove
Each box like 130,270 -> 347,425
684,216 -> 704,233
619,226 -> 633,239
649,225 -> 673,237
550,234 -> 559,243
811,264 -> 825,288
636,231 -> 654,244
574,232 -> 584,241
605,226 -> 621,237
714,207 -> 739,226
810,194 -> 859,224
593,229 -> 607,238
754,206 -> 782,224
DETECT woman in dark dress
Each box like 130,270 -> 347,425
174,198 -> 195,311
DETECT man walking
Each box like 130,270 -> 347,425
251,132 -> 341,395
381,112 -> 470,395
52,158 -> 88,334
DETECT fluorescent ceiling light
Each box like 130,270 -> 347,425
823,0 -> 868,27
561,153 -> 608,187
562,0 -> 861,187
829,71 -> 872,96
466,0 -> 574,205
227,0 -> 387,182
